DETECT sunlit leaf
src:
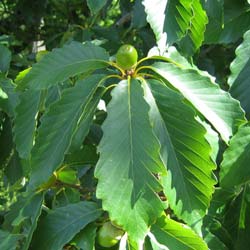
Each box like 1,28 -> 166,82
143,0 -> 207,55
143,79 -> 216,227
147,62 -> 246,142
149,215 -> 208,250
95,78 -> 166,246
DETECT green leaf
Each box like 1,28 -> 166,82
149,215 -> 208,250
65,145 -> 98,167
201,0 -> 224,44
142,0 -> 168,51
203,230 -> 228,250
202,0 -> 250,44
218,0 -> 250,44
30,201 -> 101,250
0,77 -> 19,116
220,124 -> 250,188
222,184 -> 250,249
196,117 -> 220,163
52,187 -> 80,208
28,74 -> 104,190
0,45 -> 11,73
229,30 -> 250,118
87,0 -> 108,14
69,87 -> 104,152
15,68 -> 32,85
143,79 -> 216,227
131,0 -> 147,29
0,115 -> 13,167
4,150 -> 23,184
178,0 -> 208,56
95,78 -> 166,245
0,86 -> 8,99
72,224 -> 97,250
19,42 -> 109,90
13,90 -> 41,159
143,0 -> 207,55
0,230 -> 22,250
3,192 -> 44,250
148,62 -> 246,143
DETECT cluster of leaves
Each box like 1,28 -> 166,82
1,0 -> 250,249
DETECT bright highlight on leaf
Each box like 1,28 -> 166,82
149,215 -> 208,250
143,0 -> 208,55
143,79 -> 216,227
148,62 -> 246,143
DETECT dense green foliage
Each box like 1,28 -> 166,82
1,0 -> 250,249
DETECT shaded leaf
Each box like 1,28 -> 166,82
95,78 -> 166,245
69,87 -> 104,152
203,230 -> 228,250
19,42 -> 108,90
87,0 -> 108,14
0,77 -> 19,116
72,223 -> 97,250
223,185 -> 250,249
143,79 -> 216,227
13,90 -> 41,159
65,145 -> 98,167
149,215 -> 208,250
201,0 -> 224,44
31,201 -> 101,250
219,0 -> 250,44
148,62 -> 246,143
229,29 -> 250,119
4,150 -> 23,184
131,0 -> 147,29
0,115 -> 13,167
0,45 -> 11,73
0,230 -> 22,250
3,192 -> 44,250
220,124 -> 250,188
28,74 -> 104,190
